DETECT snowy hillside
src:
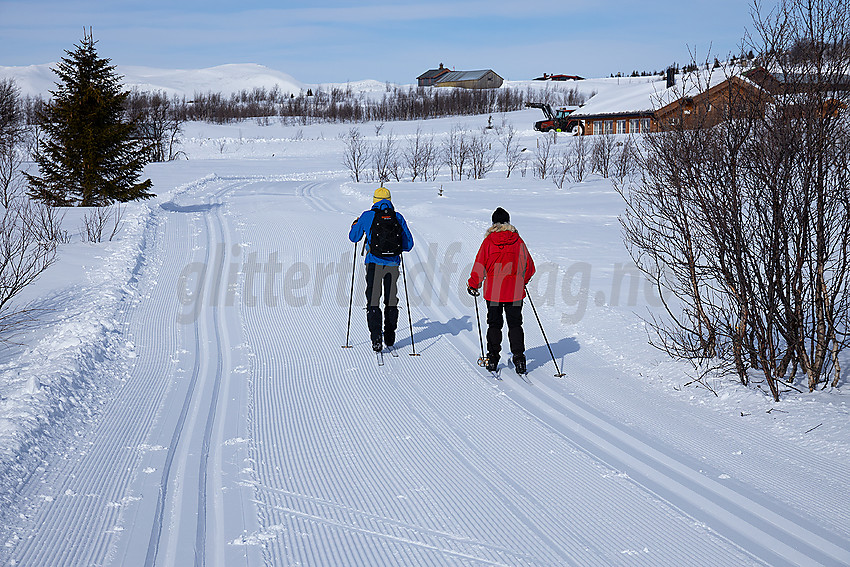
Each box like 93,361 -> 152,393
0,63 -> 306,98
0,64 -> 848,566
0,61 -> 653,102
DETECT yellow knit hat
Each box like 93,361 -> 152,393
373,187 -> 391,203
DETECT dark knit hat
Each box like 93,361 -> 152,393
492,207 -> 510,224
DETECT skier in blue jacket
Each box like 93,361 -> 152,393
349,187 -> 414,351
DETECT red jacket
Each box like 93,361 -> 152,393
468,224 -> 536,302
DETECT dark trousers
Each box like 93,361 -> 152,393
486,300 -> 524,360
365,263 -> 400,344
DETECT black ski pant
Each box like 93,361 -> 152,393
365,263 -> 400,345
486,300 -> 524,361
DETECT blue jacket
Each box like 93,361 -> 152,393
349,199 -> 414,265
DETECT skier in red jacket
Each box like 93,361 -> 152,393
467,207 -> 536,374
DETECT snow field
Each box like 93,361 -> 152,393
0,109 -> 847,566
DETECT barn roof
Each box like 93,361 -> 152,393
417,67 -> 450,80
437,69 -> 497,83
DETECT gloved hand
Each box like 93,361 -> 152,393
467,285 -> 480,297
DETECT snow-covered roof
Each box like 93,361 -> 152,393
571,68 -> 752,118
570,80 -> 663,118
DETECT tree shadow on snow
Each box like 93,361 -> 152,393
0,287 -> 85,363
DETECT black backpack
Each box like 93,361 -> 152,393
369,208 -> 404,257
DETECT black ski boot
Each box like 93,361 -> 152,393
367,306 -> 383,352
384,306 -> 398,348
513,354 -> 527,375
485,355 -> 499,372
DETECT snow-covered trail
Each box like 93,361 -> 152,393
3,167 -> 849,566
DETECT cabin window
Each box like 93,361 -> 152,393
641,118 -> 651,133
604,120 -> 613,134
629,119 -> 640,133
617,120 -> 627,134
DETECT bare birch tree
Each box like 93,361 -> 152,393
498,124 -> 524,178
0,197 -> 59,338
467,131 -> 497,179
342,127 -> 368,182
533,133 -> 555,179
619,0 -> 850,400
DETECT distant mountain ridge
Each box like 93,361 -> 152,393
0,63 -> 309,98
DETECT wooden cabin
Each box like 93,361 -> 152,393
572,70 -> 764,135
417,63 -> 451,87
417,65 -> 503,89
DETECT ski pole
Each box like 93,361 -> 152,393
400,254 -> 420,356
524,285 -> 565,377
473,292 -> 486,367
342,241 -> 357,348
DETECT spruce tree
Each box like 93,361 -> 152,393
26,30 -> 153,206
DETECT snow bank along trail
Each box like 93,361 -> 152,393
2,166 -> 849,566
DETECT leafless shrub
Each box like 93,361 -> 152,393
551,148 -> 573,189
32,202 -> 69,244
525,83 -> 595,107
0,197 -> 59,338
570,135 -> 589,182
612,136 -> 640,184
371,132 -> 400,184
533,133 -> 555,179
426,140 -> 442,181
498,124 -> 524,178
443,125 -> 471,181
25,80 -> 594,127
619,0 -> 850,400
590,133 -> 616,178
81,204 -> 123,243
126,90 -> 186,162
466,131 -> 497,179
405,127 -> 440,182
0,79 -> 27,207
0,143 -> 26,208
0,79 -> 24,146
403,127 -> 426,182
342,127 -> 368,182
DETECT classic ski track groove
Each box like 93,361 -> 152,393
396,233 -> 759,566
235,179 -> 757,565
235,176 -> 842,564
3,175 -> 849,566
235,177 -> 839,565
505,375 -> 850,567
4,210 -> 185,566
401,217 -> 850,567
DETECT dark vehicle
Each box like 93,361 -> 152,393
525,102 -> 584,134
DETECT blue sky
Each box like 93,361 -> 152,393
1,0 -> 758,84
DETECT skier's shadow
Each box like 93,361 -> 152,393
525,337 -> 580,373
396,316 -> 472,352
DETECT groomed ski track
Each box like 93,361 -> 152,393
2,170 -> 849,566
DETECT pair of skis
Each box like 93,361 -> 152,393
375,345 -> 399,366
477,357 -> 531,383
